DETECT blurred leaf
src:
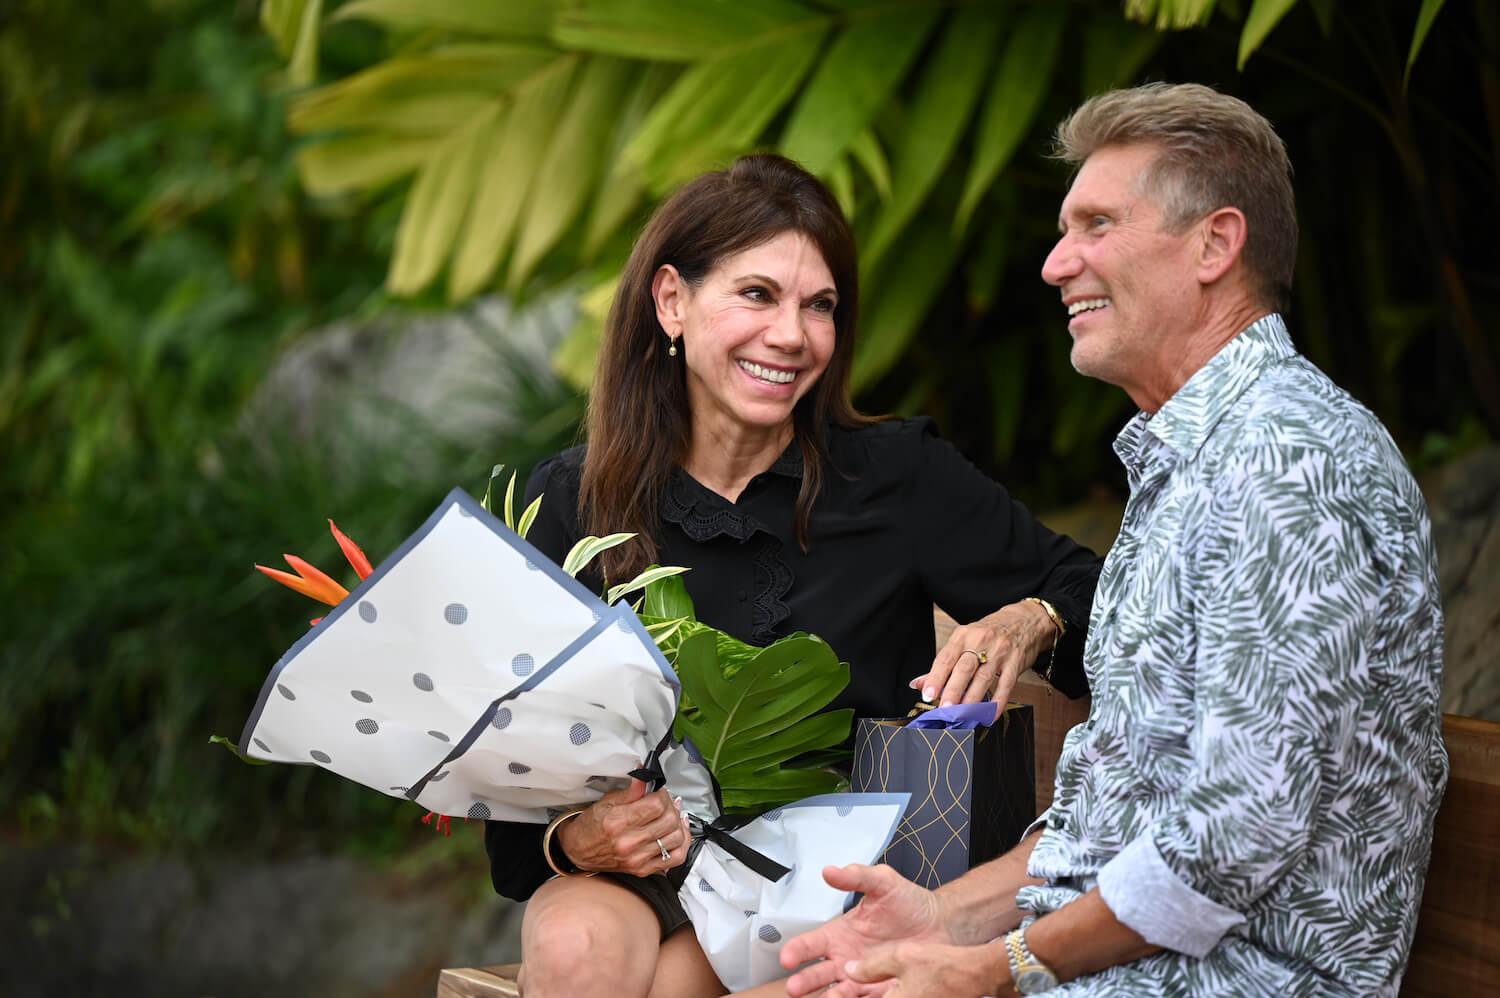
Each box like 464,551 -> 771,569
863,5 -> 1002,268
509,56 -> 635,290
984,338 -> 1026,462
1405,0 -> 1448,87
779,7 -> 940,176
847,127 -> 891,201
448,54 -> 578,300
852,212 -> 962,392
582,63 -> 677,259
826,156 -> 856,219
554,0 -> 817,62
1238,0 -> 1301,68
332,0 -> 552,37
955,6 -> 1067,233
260,0 -> 312,58
388,100 -> 500,295
1124,0 -> 1219,30
287,0 -> 323,87
296,134 -> 432,197
1081,11 -> 1166,97
627,24 -> 826,190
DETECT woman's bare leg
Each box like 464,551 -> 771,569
646,923 -> 728,998
521,875 -> 663,998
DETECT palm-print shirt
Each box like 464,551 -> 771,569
1016,315 -> 1448,996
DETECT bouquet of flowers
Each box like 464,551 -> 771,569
220,470 -> 909,991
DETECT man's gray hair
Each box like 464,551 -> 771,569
1053,82 -> 1297,312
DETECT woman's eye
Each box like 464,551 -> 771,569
741,286 -> 771,303
808,297 -> 836,314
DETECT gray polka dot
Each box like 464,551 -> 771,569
758,924 -> 781,943
358,601 -> 377,622
762,807 -> 783,822
524,559 -> 539,571
836,804 -> 853,816
310,750 -> 331,764
742,910 -> 757,918
413,673 -> 434,691
356,718 -> 379,735
276,684 -> 295,701
467,802 -> 492,820
508,762 -> 531,775
444,603 -> 468,625
428,730 -> 450,742
615,616 -> 633,633
351,690 -> 373,703
569,723 -> 592,745
697,878 -> 715,893
491,707 -> 512,730
511,653 -> 534,677
253,738 -> 270,753
429,771 -> 449,783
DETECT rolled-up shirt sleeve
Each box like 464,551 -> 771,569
1097,446 -> 1383,954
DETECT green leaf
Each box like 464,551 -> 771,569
502,469 -> 519,530
516,493 -> 544,540
606,564 -> 691,605
1237,0 -> 1301,69
388,100 -> 500,296
287,45 -> 558,135
287,0 -> 323,88
847,127 -> 891,201
955,6 -> 1067,233
673,631 -> 852,811
862,5 -> 1002,268
984,338 -> 1026,463
509,56 -> 636,290
209,735 -> 272,766
562,532 -> 635,577
555,0 -> 818,62
582,63 -> 678,259
295,134 -> 432,197
1080,11 -> 1166,98
1123,0 -> 1218,30
480,463 -> 505,514
852,212 -> 962,392
260,0 -> 311,58
779,7 -> 940,176
643,572 -> 696,620
826,156 -> 856,220
627,24 -> 827,191
448,54 -> 578,300
1405,0 -> 1448,87
332,0 -> 552,37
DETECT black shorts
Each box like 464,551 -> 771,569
599,871 -> 691,939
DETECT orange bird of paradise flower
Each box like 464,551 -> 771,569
255,519 -> 374,624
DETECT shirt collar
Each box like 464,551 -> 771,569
1117,314 -> 1294,467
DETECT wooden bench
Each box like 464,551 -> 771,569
437,712 -> 1499,997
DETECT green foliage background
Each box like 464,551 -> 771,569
3,0 -> 1495,858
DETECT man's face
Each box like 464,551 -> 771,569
1041,143 -> 1203,402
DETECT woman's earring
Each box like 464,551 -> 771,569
668,337 -> 678,357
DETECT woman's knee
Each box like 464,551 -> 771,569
522,883 -> 660,992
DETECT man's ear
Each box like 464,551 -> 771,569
1197,206 -> 1248,286
652,264 -> 685,335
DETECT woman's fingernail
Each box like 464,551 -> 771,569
923,687 -> 937,702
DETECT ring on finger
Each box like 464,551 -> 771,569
961,648 -> 988,665
657,838 -> 671,862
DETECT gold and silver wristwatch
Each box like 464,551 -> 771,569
1004,927 -> 1059,994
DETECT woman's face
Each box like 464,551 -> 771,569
654,230 -> 839,439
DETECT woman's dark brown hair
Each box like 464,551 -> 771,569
580,153 -> 872,584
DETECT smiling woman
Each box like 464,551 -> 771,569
480,154 -> 1103,998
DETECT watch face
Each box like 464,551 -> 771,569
1015,967 -> 1059,994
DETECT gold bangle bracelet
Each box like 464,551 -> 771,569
542,806 -> 590,877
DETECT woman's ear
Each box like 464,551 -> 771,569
1197,206 -> 1248,286
652,264 -> 685,336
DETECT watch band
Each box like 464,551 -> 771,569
1004,927 -> 1060,994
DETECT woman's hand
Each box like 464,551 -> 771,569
555,778 -> 692,877
910,601 -> 1058,707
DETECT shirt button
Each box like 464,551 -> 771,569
1052,815 -> 1066,831
736,590 -> 747,602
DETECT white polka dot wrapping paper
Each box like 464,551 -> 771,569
237,487 -> 693,822
678,793 -> 909,994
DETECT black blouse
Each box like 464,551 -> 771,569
484,417 -> 1101,900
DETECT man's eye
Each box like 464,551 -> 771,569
1090,216 -> 1110,229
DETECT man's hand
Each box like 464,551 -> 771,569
843,940 -> 1013,998
779,864 -> 950,997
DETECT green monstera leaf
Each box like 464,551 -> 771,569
671,628 -> 852,813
